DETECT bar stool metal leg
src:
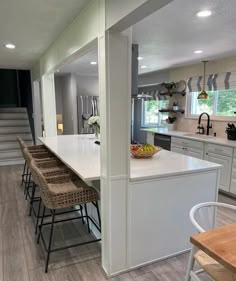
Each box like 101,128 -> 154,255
45,210 -> 55,273
37,205 -> 46,244
29,182 -> 36,216
21,161 -> 27,185
24,167 -> 30,195
35,198 -> 42,234
79,205 -> 85,224
94,201 -> 101,229
84,203 -> 90,233
25,173 -> 32,200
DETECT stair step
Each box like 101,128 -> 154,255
0,126 -> 31,134
0,108 -> 27,113
0,158 -> 24,166
0,149 -> 22,159
0,112 -> 28,120
0,120 -> 29,127
0,141 -> 33,151
0,133 -> 33,142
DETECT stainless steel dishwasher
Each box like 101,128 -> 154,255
154,133 -> 171,150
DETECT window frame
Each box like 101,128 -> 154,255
141,99 -> 169,128
186,90 -> 236,122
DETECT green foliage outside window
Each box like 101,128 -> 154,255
143,100 -> 169,126
217,90 -> 236,116
191,89 -> 236,117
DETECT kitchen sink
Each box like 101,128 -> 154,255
183,133 -> 214,139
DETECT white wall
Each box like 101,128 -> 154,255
138,69 -> 170,85
76,75 -> 99,96
31,0 -> 99,79
57,74 -> 78,135
54,74 -> 99,135
54,77 -> 63,115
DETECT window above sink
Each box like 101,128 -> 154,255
187,89 -> 236,121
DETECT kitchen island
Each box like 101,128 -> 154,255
40,134 -> 221,274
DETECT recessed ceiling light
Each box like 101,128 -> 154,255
194,50 -> 203,54
5,43 -> 15,49
197,10 -> 212,17
137,57 -> 143,60
90,61 -> 97,65
140,65 -> 147,69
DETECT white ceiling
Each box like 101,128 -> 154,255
58,48 -> 98,76
49,0 -> 236,76
132,0 -> 236,74
0,0 -> 86,69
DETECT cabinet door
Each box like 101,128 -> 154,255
230,178 -> 236,194
230,159 -> 236,194
187,148 -> 204,159
205,153 -> 232,192
171,145 -> 186,155
147,132 -> 154,145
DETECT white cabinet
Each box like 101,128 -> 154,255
187,148 -> 204,159
171,145 -> 185,155
204,144 -> 233,193
171,137 -> 204,159
205,153 -> 232,192
230,155 -> 236,194
146,132 -> 154,145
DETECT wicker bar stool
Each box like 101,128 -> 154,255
22,146 -> 56,198
23,148 -> 69,216
30,160 -> 101,273
16,136 -> 48,185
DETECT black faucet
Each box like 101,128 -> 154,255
198,112 -> 212,135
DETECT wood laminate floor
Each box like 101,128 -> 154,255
0,165 -> 235,281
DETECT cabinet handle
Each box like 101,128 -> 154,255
206,152 -> 208,155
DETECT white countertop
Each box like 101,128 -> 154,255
40,135 -> 221,182
142,127 -> 236,147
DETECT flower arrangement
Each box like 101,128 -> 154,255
88,116 -> 100,137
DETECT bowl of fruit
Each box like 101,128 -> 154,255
130,144 -> 161,158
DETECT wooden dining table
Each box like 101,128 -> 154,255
191,223 -> 236,274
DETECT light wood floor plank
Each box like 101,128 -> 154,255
110,273 -> 133,281
133,272 -> 160,281
28,267 -> 56,281
52,264 -> 81,281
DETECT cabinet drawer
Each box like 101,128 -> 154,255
171,137 -> 203,150
171,144 -> 186,155
206,143 -> 233,157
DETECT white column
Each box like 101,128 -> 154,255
41,74 -> 57,137
32,81 -> 43,143
98,29 -> 131,276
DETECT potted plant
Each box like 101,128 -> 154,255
226,123 -> 236,140
173,101 -> 179,111
166,116 -> 176,131
161,82 -> 176,94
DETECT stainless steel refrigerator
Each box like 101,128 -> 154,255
77,95 -> 99,134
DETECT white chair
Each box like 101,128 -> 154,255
185,202 -> 236,281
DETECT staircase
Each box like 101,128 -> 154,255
0,108 -> 33,166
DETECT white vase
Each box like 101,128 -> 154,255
167,123 -> 175,131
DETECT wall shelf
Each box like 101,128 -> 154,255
159,92 -> 186,97
159,109 -> 185,114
